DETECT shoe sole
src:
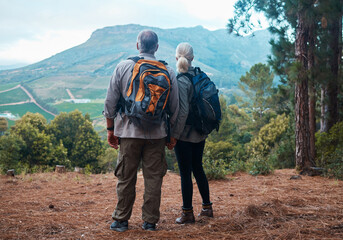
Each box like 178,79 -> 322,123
142,227 -> 156,231
175,220 -> 195,224
110,226 -> 128,232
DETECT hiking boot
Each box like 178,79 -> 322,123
110,220 -> 128,232
142,221 -> 156,231
175,209 -> 195,224
198,204 -> 213,218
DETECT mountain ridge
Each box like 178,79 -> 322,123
0,24 -> 272,100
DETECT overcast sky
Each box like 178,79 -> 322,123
0,0 -> 263,66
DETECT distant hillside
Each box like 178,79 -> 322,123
0,24 -> 272,101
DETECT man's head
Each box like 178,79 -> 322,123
137,30 -> 159,54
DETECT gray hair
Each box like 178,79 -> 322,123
137,30 -> 158,54
175,42 -> 194,73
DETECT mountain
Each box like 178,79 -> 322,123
0,24 -> 272,101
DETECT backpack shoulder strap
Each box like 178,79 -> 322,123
127,56 -> 143,63
158,60 -> 168,66
177,72 -> 194,82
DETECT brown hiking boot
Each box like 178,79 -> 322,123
175,209 -> 195,224
198,204 -> 213,217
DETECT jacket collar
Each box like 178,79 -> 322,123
138,53 -> 156,60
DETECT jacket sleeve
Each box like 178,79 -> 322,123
171,76 -> 192,139
103,64 -> 123,119
167,68 -> 179,127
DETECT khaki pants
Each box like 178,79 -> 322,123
112,138 -> 167,224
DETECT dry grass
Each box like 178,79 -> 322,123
0,169 -> 342,239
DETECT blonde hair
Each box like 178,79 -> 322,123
175,42 -> 194,73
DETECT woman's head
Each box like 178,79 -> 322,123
175,42 -> 194,73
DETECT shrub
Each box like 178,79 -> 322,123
0,134 -> 25,174
227,159 -> 246,174
203,157 -> 228,180
248,114 -> 289,157
202,140 -> 234,180
316,121 -> 343,179
98,147 -> 118,173
247,155 -> 273,176
268,116 -> 295,169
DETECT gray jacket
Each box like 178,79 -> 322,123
171,66 -> 207,143
103,53 -> 179,139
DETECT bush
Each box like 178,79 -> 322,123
0,134 -> 25,174
202,140 -> 234,180
98,147 -> 118,173
227,159 -> 246,174
316,121 -> 343,179
248,114 -> 289,157
203,157 -> 228,180
268,116 -> 295,169
247,155 -> 273,176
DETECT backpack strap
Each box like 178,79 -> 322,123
128,56 -> 143,62
194,67 -> 201,74
159,60 -> 168,66
177,72 -> 193,83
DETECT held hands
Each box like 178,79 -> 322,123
107,130 -> 119,149
166,137 -> 177,150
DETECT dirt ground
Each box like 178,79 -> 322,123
0,169 -> 342,240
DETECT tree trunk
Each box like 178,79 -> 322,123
339,9 -> 343,122
308,22 -> 316,165
7,169 -> 15,177
295,8 -> 312,172
327,14 -> 340,129
55,165 -> 66,173
320,85 -> 329,132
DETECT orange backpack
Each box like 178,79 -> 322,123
123,57 -> 171,127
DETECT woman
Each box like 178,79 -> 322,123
172,42 -> 213,224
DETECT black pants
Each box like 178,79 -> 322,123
174,140 -> 210,210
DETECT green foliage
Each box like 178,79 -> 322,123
0,110 -> 104,174
98,147 -> 118,173
239,63 -> 274,115
268,115 -> 295,169
204,141 -> 234,163
13,112 -> 47,132
84,164 -> 93,175
203,156 -> 228,180
70,120 -> 104,168
48,110 -> 104,168
208,96 -> 238,143
248,114 -> 289,157
227,159 -> 246,174
202,141 -> 233,180
0,134 -> 25,174
0,117 -> 8,135
247,155 -> 274,176
165,149 -> 177,171
9,113 -> 68,169
316,121 -> 343,179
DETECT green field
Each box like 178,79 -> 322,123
0,87 -> 30,104
0,83 -> 19,91
70,88 -> 107,99
55,102 -> 104,119
0,103 -> 55,121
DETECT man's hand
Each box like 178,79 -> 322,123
107,130 -> 119,149
166,137 -> 177,150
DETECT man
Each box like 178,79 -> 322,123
103,30 -> 179,232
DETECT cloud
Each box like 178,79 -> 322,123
0,29 -> 90,64
0,0 -> 240,65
